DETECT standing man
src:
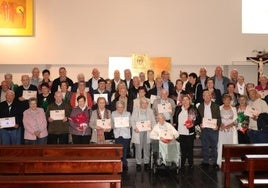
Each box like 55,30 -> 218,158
0,90 -> 22,145
123,69 -> 133,91
4,73 -> 18,92
111,70 -> 122,94
197,67 -> 209,90
211,66 -> 230,95
30,67 -> 42,88
87,68 -> 103,94
198,91 -> 221,169
161,70 -> 175,97
51,67 -> 73,94
0,81 -> 9,102
46,91 -> 72,144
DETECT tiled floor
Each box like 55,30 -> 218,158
121,159 -> 241,188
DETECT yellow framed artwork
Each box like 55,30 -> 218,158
0,0 -> 34,36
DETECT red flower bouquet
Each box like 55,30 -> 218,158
69,112 -> 88,130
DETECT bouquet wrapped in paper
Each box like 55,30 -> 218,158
237,111 -> 249,134
69,112 -> 88,131
184,108 -> 197,129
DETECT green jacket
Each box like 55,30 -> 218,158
46,102 -> 72,134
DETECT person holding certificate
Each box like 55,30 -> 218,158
70,81 -> 93,109
152,89 -> 176,124
0,90 -> 22,145
197,90 -> 221,170
217,94 -> 238,167
173,95 -> 200,169
91,79 -> 111,110
247,88 -> 268,143
69,95 -> 91,144
131,98 -> 156,171
46,91 -> 72,144
89,97 -> 112,143
111,101 -> 131,171
23,98 -> 48,144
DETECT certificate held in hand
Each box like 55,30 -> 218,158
114,117 -> 129,128
157,103 -> 172,113
94,94 -> 108,103
202,118 -> 217,129
22,90 -> 37,100
244,106 -> 259,118
0,117 -> 16,128
50,110 -> 65,120
159,129 -> 173,140
136,120 -> 151,132
96,119 -> 111,129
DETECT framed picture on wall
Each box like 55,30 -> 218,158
0,0 -> 34,36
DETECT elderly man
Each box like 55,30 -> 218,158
247,88 -> 268,143
0,81 -> 9,102
123,69 -> 133,90
51,67 -> 74,93
152,89 -> 176,124
197,90 -> 221,169
30,67 -> 42,88
71,73 -> 87,92
4,73 -> 18,92
0,90 -> 22,145
211,66 -> 230,95
111,70 -> 122,94
229,69 -> 239,84
197,67 -> 209,90
46,91 -> 72,144
87,68 -> 103,93
161,70 -> 175,97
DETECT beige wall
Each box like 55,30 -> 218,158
0,0 -> 267,84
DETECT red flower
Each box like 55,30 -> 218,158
184,119 -> 193,129
69,112 -> 88,124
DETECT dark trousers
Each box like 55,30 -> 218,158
25,137 -> 47,145
47,133 -> 69,144
238,130 -> 250,144
201,128 -> 219,164
115,136 -> 130,167
178,134 -> 195,166
72,134 -> 90,144
247,130 -> 268,143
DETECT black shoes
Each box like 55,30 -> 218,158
123,165 -> 128,171
144,164 -> 150,171
199,163 -> 209,168
136,164 -> 142,171
212,164 -> 220,170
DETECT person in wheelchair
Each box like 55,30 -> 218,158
150,113 -> 179,166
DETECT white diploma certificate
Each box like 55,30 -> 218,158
157,103 -> 172,113
150,95 -> 158,104
114,117 -> 129,128
22,90 -> 37,100
202,118 -> 217,129
96,119 -> 111,129
94,94 -> 108,103
258,90 -> 268,99
50,110 -> 65,120
0,117 -> 16,128
136,120 -> 151,132
244,106 -> 259,118
159,129 -> 173,140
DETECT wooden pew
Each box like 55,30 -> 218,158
0,144 -> 123,158
0,174 -> 121,188
239,155 -> 268,188
0,156 -> 122,175
221,144 -> 268,188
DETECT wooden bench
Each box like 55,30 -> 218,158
0,156 -> 122,175
0,144 -> 123,158
221,144 -> 268,188
239,155 -> 268,188
0,174 -> 121,188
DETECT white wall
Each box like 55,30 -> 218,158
0,0 -> 267,84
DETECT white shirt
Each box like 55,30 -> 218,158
92,78 -> 99,90
248,98 -> 268,130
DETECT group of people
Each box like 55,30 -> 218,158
0,65 -> 268,171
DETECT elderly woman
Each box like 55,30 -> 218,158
89,97 -> 112,143
150,113 -> 179,165
111,101 -> 131,171
69,95 -> 91,144
131,98 -> 156,171
217,94 -> 238,167
70,81 -> 93,109
133,86 -> 150,110
173,95 -> 200,168
23,97 -> 48,144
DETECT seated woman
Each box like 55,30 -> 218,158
111,100 -> 131,171
150,113 -> 179,165
69,95 -> 91,144
89,97 -> 112,143
131,98 -> 156,171
23,97 -> 48,145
